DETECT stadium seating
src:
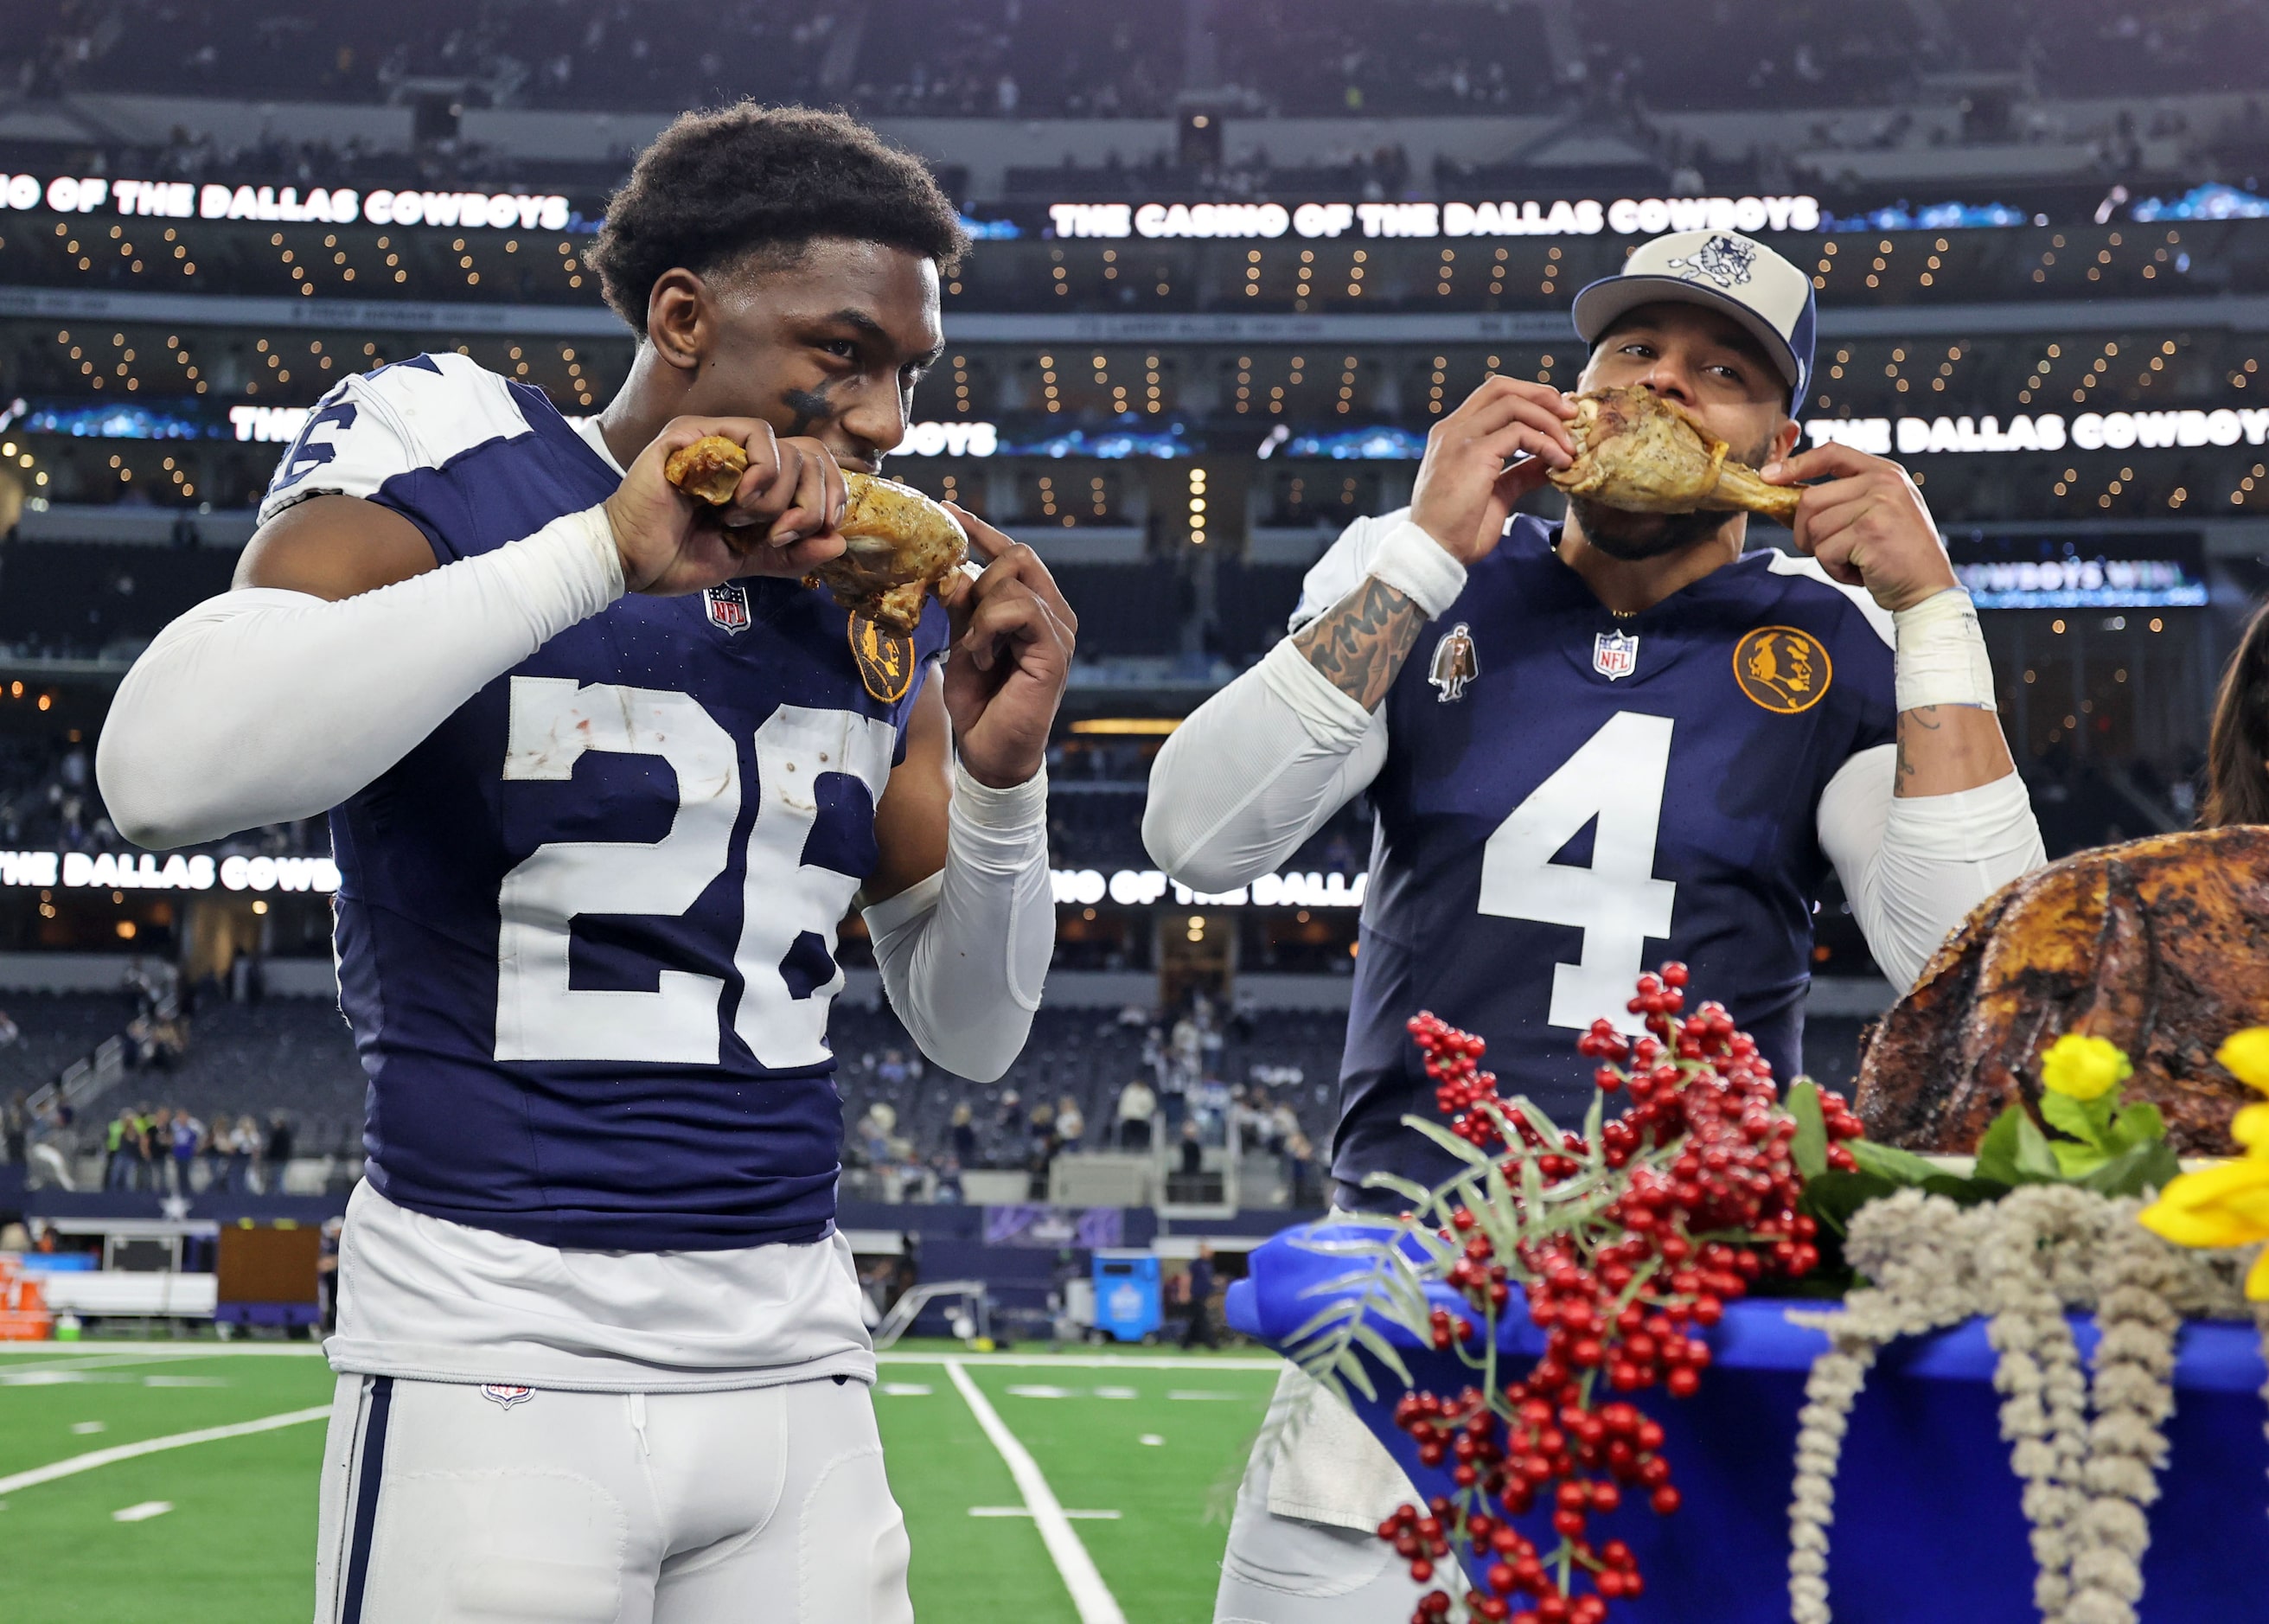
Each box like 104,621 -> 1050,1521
14,0 -> 2269,118
0,991 -> 136,1101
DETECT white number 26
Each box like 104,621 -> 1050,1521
493,678 -> 895,1068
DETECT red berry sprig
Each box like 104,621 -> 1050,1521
1380,964 -> 1861,1624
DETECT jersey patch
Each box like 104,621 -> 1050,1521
848,614 -> 916,702
1734,625 -> 1832,714
1593,629 -> 1640,681
1428,623 -> 1479,703
704,583 -> 752,634
480,1383 -> 534,1410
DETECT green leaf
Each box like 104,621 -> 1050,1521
2080,1138 -> 2184,1199
2039,1089 -> 2111,1149
1787,1080 -> 1829,1180
1846,1139 -> 1946,1187
1397,1114 -> 1495,1169
2111,1102 -> 2168,1151
1358,1172 -> 1435,1208
1919,1173 -> 2007,1206
1975,1106 -> 2061,1186
2050,1139 -> 2111,1178
1797,1169 -> 1903,1237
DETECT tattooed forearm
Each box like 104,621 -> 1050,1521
1895,705 -> 1945,785
1292,575 -> 1430,710
1893,700 -> 2017,797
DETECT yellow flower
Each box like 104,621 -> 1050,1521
2039,1033 -> 2132,1102
2138,1155 -> 2269,1298
2216,1027 -> 2269,1096
2233,1103 -> 2269,1154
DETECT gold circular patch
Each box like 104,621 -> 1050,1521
1732,625 -> 1832,715
848,613 -> 915,703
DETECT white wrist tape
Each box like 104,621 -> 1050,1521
1364,519 -> 1468,621
1893,588 -> 1997,713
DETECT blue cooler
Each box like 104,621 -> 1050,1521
1091,1250 -> 1162,1343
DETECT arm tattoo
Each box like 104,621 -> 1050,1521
1895,704 -> 1946,786
1291,575 -> 1429,711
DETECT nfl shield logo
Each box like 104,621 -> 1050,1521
1593,630 -> 1640,681
480,1383 -> 534,1410
704,584 -> 751,634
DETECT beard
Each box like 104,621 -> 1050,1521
1566,426 -> 1781,562
1567,500 -> 1729,561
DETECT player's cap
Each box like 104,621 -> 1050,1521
1570,230 -> 1816,408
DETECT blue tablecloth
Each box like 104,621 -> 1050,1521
1226,1223 -> 2269,1623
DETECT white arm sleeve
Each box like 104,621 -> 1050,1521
1817,745 -> 2047,991
96,506 -> 624,849
1141,511 -> 1408,890
1143,638 -> 1388,892
860,762 -> 1052,1083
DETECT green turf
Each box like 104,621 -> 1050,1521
0,1346 -> 1281,1623
0,1352 -> 333,1622
942,1363 -> 1278,1623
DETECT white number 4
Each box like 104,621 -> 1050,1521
1477,711 -> 1677,1035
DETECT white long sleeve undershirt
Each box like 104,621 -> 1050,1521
97,505 -> 627,849
862,761 -> 1053,1084
1144,633 -> 2044,994
97,501 -> 1052,1077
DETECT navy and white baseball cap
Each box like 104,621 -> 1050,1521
1570,230 -> 1817,408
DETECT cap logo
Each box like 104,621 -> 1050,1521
1665,233 -> 1758,290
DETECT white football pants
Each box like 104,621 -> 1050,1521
1214,1365 -> 1431,1624
313,1372 -> 911,1624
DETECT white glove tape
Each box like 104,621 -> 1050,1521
1893,588 -> 1997,713
1364,519 -> 1468,621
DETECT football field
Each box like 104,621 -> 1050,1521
0,1342 -> 1280,1623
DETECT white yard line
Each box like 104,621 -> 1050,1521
0,1406 -> 331,1497
0,1342 -> 327,1359
944,1359 -> 1128,1624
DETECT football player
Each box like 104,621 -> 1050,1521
1144,230 -> 2045,1621
98,107 -> 1073,1623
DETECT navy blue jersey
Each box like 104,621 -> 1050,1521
1294,513 -> 1897,1208
259,355 -> 948,1250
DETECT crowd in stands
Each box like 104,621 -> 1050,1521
834,993 -> 1342,1205
10,0 -> 2269,132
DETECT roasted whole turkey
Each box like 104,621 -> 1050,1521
1549,385 -> 1802,524
1854,827 -> 2269,1157
662,436 -> 969,633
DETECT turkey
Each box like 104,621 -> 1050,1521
1853,827 -> 2269,1157
664,437 -> 970,633
809,470 -> 971,634
1549,385 -> 1802,523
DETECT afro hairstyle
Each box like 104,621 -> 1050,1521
591,104 -> 969,332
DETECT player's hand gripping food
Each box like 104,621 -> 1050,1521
667,436 -> 969,632
1549,384 -> 1802,522
661,435 -> 750,505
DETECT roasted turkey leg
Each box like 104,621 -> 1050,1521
662,436 -> 970,633
1549,385 -> 1802,524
